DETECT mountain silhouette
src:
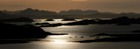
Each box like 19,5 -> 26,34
1,8 -> 140,19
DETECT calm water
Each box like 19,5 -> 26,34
1,42 -> 140,49
42,24 -> 140,35
1,24 -> 140,49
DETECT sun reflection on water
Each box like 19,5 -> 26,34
51,39 -> 68,44
48,35 -> 68,39
46,35 -> 69,44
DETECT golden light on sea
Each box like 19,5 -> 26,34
52,39 -> 68,44
47,35 -> 69,44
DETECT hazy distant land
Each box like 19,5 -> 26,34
0,8 -> 140,19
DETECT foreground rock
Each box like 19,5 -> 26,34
0,23 -> 57,39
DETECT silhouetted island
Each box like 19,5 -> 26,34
0,17 -> 33,22
1,8 -> 140,19
132,30 -> 140,33
0,23 -> 48,39
63,16 -> 140,26
33,16 -> 140,27
0,23 -> 67,39
74,33 -> 140,43
34,22 -> 62,27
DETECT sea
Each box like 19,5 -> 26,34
1,21 -> 140,49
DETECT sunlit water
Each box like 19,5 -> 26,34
1,42 -> 140,49
42,24 -> 140,35
1,24 -> 140,49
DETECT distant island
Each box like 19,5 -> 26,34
1,8 -> 140,26
32,16 -> 140,27
64,16 -> 140,25
0,8 -> 140,19
73,33 -> 140,43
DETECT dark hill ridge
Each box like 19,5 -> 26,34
1,8 -> 140,19
0,11 -> 16,19
0,23 -> 68,44
0,23 -> 68,39
0,17 -> 33,22
14,8 -> 58,18
62,16 -> 140,25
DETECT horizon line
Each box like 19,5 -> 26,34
0,8 -> 139,13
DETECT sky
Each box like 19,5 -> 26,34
0,0 -> 140,13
